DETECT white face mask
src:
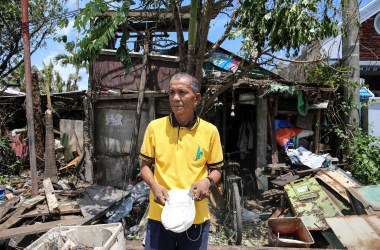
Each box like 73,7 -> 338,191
161,188 -> 195,233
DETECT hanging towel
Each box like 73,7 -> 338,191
297,91 -> 308,116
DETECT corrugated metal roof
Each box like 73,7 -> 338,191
326,215 -> 380,249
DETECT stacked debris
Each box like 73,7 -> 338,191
0,171 -> 150,249
262,146 -> 380,249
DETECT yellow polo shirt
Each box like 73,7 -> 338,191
139,113 -> 224,224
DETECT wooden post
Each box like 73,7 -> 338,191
43,69 -> 58,182
314,109 -> 321,153
21,0 -> 38,196
126,34 -> 149,183
268,110 -> 278,164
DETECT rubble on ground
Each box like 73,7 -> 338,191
0,147 -> 380,249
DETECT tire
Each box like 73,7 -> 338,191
229,182 -> 243,245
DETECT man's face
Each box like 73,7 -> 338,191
169,79 -> 200,116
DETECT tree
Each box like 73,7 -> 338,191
58,0 -> 339,89
54,53 -> 88,91
56,0 -> 342,183
38,60 -> 66,93
0,0 -> 68,86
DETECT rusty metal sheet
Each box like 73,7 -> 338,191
316,168 -> 361,202
267,217 -> 315,248
346,185 -> 380,215
325,215 -> 380,249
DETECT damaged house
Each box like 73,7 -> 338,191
83,8 -> 335,195
1,2 -> 380,249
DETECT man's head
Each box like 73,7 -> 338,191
169,73 -> 201,118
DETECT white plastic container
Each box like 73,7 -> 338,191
26,223 -> 125,250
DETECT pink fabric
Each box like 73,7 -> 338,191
9,135 -> 28,157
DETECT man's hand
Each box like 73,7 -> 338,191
151,182 -> 169,206
189,178 -> 211,201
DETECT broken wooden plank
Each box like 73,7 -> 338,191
0,217 -> 81,240
271,168 -> 321,186
43,178 -> 60,214
0,209 -> 17,224
39,188 -> 85,197
59,156 -> 79,170
0,195 -> 45,231
0,197 -> 19,220
316,168 -> 361,202
21,203 -> 81,218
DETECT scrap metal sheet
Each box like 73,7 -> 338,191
325,215 -> 380,249
316,168 -> 361,202
284,177 -> 342,230
346,185 -> 380,215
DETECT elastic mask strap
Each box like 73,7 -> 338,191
186,224 -> 202,242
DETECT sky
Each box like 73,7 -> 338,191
30,0 -> 375,92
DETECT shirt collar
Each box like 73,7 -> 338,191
169,113 -> 199,130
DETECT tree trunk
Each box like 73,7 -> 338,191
194,0 -> 214,83
31,72 -> 44,166
186,0 -> 199,75
44,78 -> 57,182
341,0 -> 360,126
170,0 -> 186,71
44,109 -> 57,183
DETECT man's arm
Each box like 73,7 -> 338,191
140,159 -> 169,206
189,168 -> 221,201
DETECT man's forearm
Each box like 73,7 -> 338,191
140,160 -> 155,188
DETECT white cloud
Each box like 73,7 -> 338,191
36,52 -> 88,91
56,20 -> 75,36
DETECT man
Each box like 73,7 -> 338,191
139,72 -> 224,250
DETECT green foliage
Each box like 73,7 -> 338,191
0,0 -> 68,78
57,0 -> 134,71
341,126 -> 380,185
306,64 -> 351,87
55,0 -> 341,75
307,64 -> 380,185
37,60 -> 67,93
235,0 -> 339,58
0,136 -> 24,175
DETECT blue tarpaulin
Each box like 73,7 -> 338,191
360,87 -> 374,101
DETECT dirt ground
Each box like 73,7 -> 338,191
208,199 -> 272,247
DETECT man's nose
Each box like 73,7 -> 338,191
172,93 -> 181,101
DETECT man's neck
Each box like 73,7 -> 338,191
174,113 -> 194,127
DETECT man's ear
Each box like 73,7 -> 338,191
194,93 -> 202,106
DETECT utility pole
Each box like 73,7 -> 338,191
21,0 -> 39,196
342,0 -> 360,126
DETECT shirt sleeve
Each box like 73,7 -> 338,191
139,122 -> 155,162
207,127 -> 224,169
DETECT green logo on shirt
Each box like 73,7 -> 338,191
195,145 -> 203,160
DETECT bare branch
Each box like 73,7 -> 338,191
198,61 -> 258,116
263,52 -> 329,64
204,4 -> 239,58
